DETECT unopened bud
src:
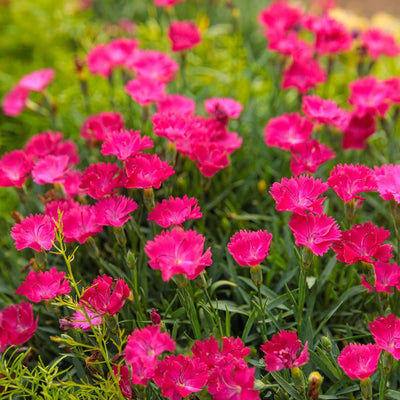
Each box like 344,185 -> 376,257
383,350 -> 393,375
360,377 -> 372,400
125,250 -> 136,270
361,262 -> 376,287
250,264 -> 263,288
34,250 -> 47,270
307,371 -> 323,400
321,336 -> 332,353
257,179 -> 267,194
301,247 -> 313,271
291,367 -> 306,393
143,188 -> 155,212
151,308 -> 161,325
113,226 -> 127,247
85,237 -> 99,259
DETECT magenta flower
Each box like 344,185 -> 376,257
44,198 -> 80,221
19,69 -> 54,91
32,155 -> 70,185
227,230 -> 273,267
0,150 -> 33,188
71,305 -> 103,330
2,85 -> 29,117
261,330 -> 309,371
290,139 -> 335,176
289,213 -> 341,256
192,142 -> 230,178
11,214 -> 55,252
327,164 -> 377,203
156,94 -> 196,116
80,112 -> 124,142
106,38 -> 138,67
361,261 -> 400,293
125,153 -> 174,190
154,0 -> 185,6
80,162 -> 126,199
168,21 -> 202,52
370,314 -> 400,360
204,97 -> 243,123
341,112 -> 376,150
302,95 -> 347,127
361,28 -> 400,60
94,195 -> 138,227
332,222 -> 393,265
101,129 -> 153,161
144,228 -> 212,281
87,44 -> 113,78
154,355 -> 208,400
148,195 -> 202,228
375,164 -> 400,202
15,267 -> 71,302
270,175 -> 328,215
61,170 -> 85,197
337,343 -> 381,380
0,302 -> 38,351
112,365 -> 133,399
125,78 -> 166,107
264,113 -> 313,150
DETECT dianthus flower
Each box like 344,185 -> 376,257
327,164 -> 377,203
154,355 -> 208,400
332,222 -> 393,265
0,302 -> 38,351
384,77 -> 400,104
261,330 -> 309,371
32,155 -> 70,185
71,305 -> 103,330
94,195 -> 138,227
361,261 -> 400,293
267,31 -> 314,59
112,365 -> 133,399
11,214 -> 55,252
154,0 -> 185,6
375,164 -> 400,202
61,170 -> 86,197
151,112 -> 194,142
125,153 -> 174,190
192,142 -> 230,178
270,175 -> 328,215
144,228 -> 212,281
148,195 -> 202,228
15,267 -> 71,302
290,139 -> 335,176
360,28 -> 400,60
0,150 -> 33,188
264,113 -> 313,150
369,314 -> 400,360
106,38 -> 138,67
125,78 -> 166,107
87,44 -> 113,77
18,69 -> 55,91
101,129 -> 153,161
80,112 -> 124,142
44,199 -> 80,222
168,21 -> 202,52
302,95 -> 347,127
204,98 -> 243,124
289,213 -> 341,256
80,162 -> 126,199
337,343 -> 381,380
2,85 -> 29,117
156,94 -> 196,116
227,230 -> 273,267
341,112 -> 376,150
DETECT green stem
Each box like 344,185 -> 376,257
256,285 -> 268,341
297,269 -> 307,337
202,286 -> 224,338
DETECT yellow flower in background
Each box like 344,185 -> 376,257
329,8 -> 369,32
371,13 -> 400,36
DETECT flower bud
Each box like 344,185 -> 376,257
321,336 -> 332,353
113,226 -> 127,247
250,264 -> 263,288
291,367 -> 306,393
383,350 -> 393,376
360,377 -> 372,400
301,246 -> 313,271
307,371 -> 323,400
34,250 -> 47,270
125,250 -> 136,270
361,262 -> 376,287
151,308 -> 161,325
143,188 -> 155,212
85,237 -> 99,259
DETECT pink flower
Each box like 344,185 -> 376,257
154,0 -> 184,6
80,274 -> 130,316
204,98 -> 243,123
156,94 -> 196,116
361,261 -> 400,293
375,164 -> 400,202
270,175 -> 328,215
290,139 -> 335,176
15,267 -> 71,302
125,78 -> 166,107
0,150 -> 33,188
148,195 -> 202,228
107,38 -> 138,67
32,155 -> 70,184
81,112 -> 124,142
0,302 -> 38,351
2,85 -> 29,116
337,343 -> 381,380
112,365 -> 133,399
327,164 -> 377,203
384,77 -> 400,104
18,69 -> 55,91
101,129 -> 153,161
154,355 -> 208,400
44,199 -> 80,221
302,95 -> 347,127
361,29 -> 400,60
341,112 -> 376,150
144,228 -> 212,281
192,142 -> 230,178
125,153 -> 174,190
168,21 -> 202,52
151,112 -> 195,142
11,214 -> 55,252
264,113 -> 313,150
61,170 -> 86,197
71,305 -> 103,330
267,31 -> 313,59
80,162 -> 126,199
227,230 -> 273,267
94,196 -> 138,227
261,330 -> 309,371
370,314 -> 400,360
332,222 -> 393,265
87,44 -> 113,77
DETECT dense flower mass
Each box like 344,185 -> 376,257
80,112 -> 125,142
369,314 -> 400,360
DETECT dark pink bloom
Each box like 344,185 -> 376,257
302,95 -> 347,127
192,142 -> 230,178
227,230 -> 273,267
94,196 -> 138,227
125,78 -> 166,107
148,195 -> 202,228
361,261 -> 400,293
101,129 -> 153,161
125,153 -> 174,190
44,199 -> 80,222
87,44 -> 113,77
71,305 -> 103,330
81,112 -> 124,142
11,214 -> 55,252
341,112 -> 376,150
2,85 -> 29,117
112,365 -> 133,399
32,155 -> 70,184
80,162 -> 126,199
270,175 -> 328,215
154,0 -> 184,6
384,77 -> 400,104
204,98 -> 243,122
80,274 -> 130,316
18,69 -> 55,91
375,164 -> 400,202
24,131 -> 63,160
361,29 -> 400,60
327,163 -> 377,203
0,302 -> 38,351
332,222 -> 393,265
261,330 -> 309,371
370,314 -> 400,360
151,112 -> 195,142
168,21 -> 202,52
144,228 -> 212,281
0,150 -> 33,188
156,94 -> 196,116
154,355 -> 208,400
61,170 -> 86,197
107,38 -> 138,67
15,267 -> 71,302
337,343 -> 381,380
267,31 -> 313,59
264,113 -> 313,150
290,139 -> 335,176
